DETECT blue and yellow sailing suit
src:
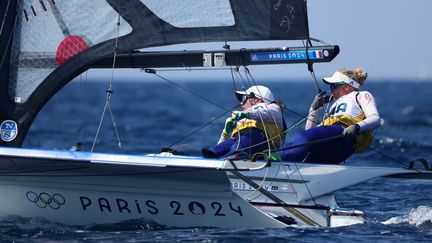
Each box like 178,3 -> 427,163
203,102 -> 285,158
278,91 -> 380,164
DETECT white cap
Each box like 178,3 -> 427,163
323,71 -> 360,89
235,85 -> 275,104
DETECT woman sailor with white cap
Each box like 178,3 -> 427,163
202,85 -> 286,158
278,68 -> 381,163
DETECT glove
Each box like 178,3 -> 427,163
266,151 -> 281,162
222,117 -> 236,135
310,91 -> 330,110
231,111 -> 248,121
342,124 -> 361,137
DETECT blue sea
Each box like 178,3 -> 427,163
2,78 -> 432,242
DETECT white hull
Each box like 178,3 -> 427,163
0,176 -> 285,228
0,147 -> 287,228
0,147 -> 430,228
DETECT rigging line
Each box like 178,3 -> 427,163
91,99 -> 108,152
109,14 -> 121,90
244,67 -> 284,154
309,37 -> 331,46
107,102 -> 122,148
0,0 -> 11,36
232,136 -> 346,206
241,88 -> 320,206
303,39 -> 320,93
238,67 -> 253,88
165,104 -> 240,149
243,69 -> 414,172
242,166 -> 271,200
230,67 -> 252,153
229,69 -> 275,157
230,66 -> 251,90
231,66 -> 272,153
230,66 -> 240,91
76,72 -> 88,147
276,134 -> 344,153
291,157 -> 319,205
284,105 -> 414,169
231,169 -> 319,226
228,79 -> 319,155
364,144 -> 424,173
233,116 -> 308,155
0,9 -> 17,70
151,72 -> 233,113
279,162 -> 319,208
306,94 -> 413,169
231,68 -> 261,153
53,94 -> 70,147
92,14 -> 122,151
243,160 -> 285,201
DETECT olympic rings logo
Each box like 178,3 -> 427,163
26,191 -> 66,209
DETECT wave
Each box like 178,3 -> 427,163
382,206 -> 432,228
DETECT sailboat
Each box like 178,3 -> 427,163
1,0 -> 431,228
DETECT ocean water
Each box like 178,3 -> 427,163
2,79 -> 432,242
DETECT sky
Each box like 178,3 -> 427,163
90,0 -> 432,82
307,0 -> 432,81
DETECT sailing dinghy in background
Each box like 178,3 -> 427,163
0,0 -> 431,228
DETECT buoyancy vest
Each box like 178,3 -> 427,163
231,119 -> 285,150
321,92 -> 373,153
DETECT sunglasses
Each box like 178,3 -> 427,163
329,83 -> 345,91
241,95 -> 249,104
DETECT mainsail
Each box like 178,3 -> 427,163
1,0 -> 310,147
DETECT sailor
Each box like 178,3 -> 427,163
202,85 -> 286,158
278,68 -> 381,163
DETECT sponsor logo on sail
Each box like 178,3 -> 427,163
26,191 -> 66,209
0,120 -> 18,142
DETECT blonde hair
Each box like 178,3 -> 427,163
339,68 -> 368,85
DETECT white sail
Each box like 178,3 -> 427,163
10,0 -> 132,103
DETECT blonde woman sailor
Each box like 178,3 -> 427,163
278,68 -> 381,164
202,85 -> 286,158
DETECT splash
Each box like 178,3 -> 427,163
382,206 -> 432,227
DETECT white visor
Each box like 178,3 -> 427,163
322,71 -> 360,89
235,85 -> 275,104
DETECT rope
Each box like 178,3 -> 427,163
148,70 -> 233,113
227,66 -> 322,207
303,39 -> 320,93
0,5 -> 17,70
283,161 -> 318,205
91,14 -> 122,151
75,71 -> 89,150
0,0 -> 11,36
165,104 -> 240,150
144,70 -> 245,150
91,98 -> 108,152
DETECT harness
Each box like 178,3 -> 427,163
321,92 -> 373,153
231,119 -> 285,150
